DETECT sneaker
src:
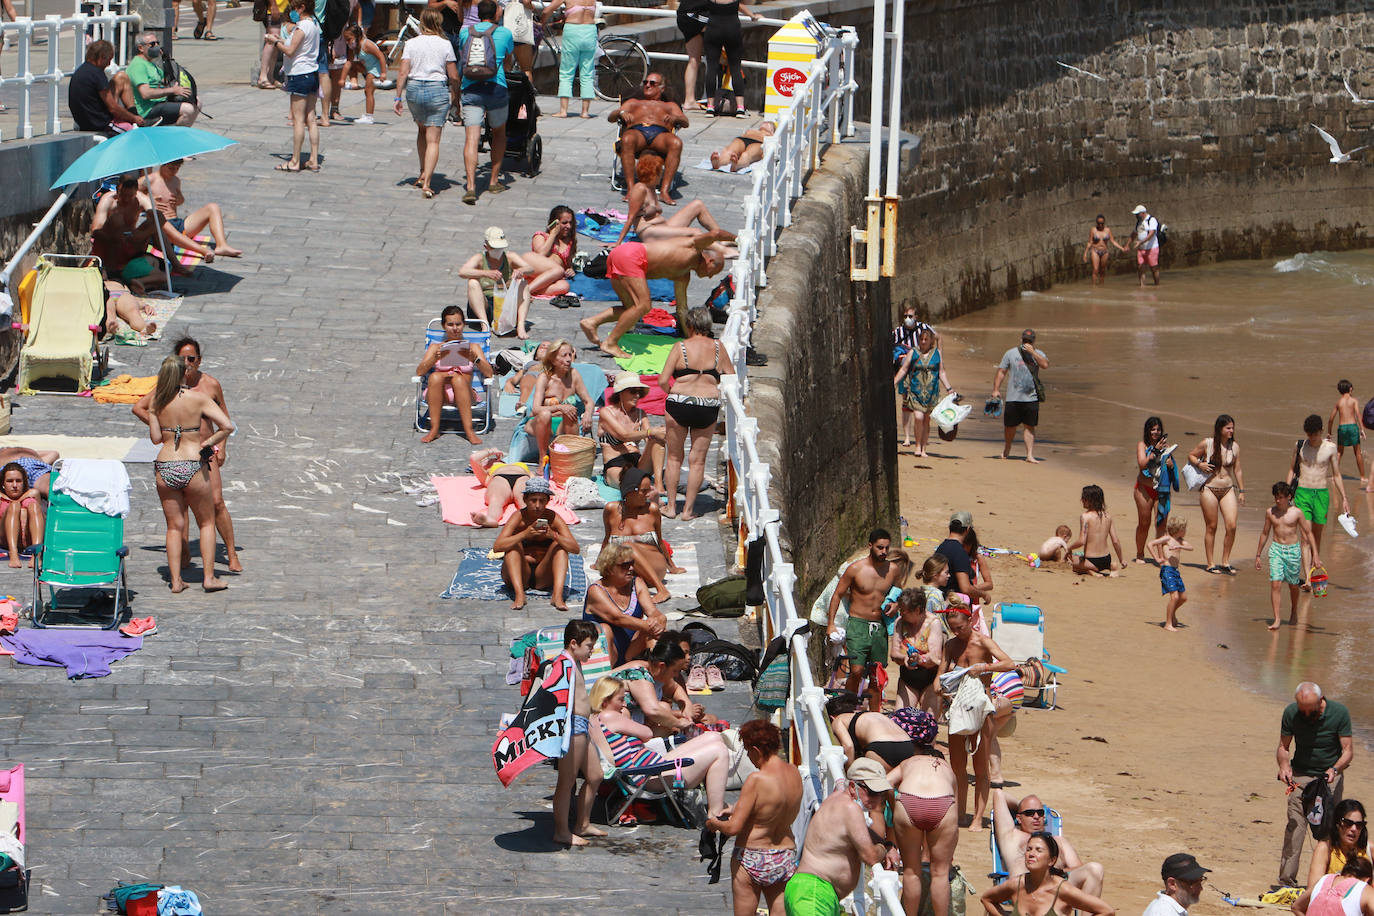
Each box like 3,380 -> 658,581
354,114 -> 375,124
686,665 -> 708,692
705,664 -> 725,690
120,616 -> 157,637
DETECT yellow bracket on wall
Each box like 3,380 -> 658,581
851,196 -> 901,280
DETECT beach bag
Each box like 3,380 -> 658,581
563,475 -> 604,509
582,248 -> 610,280
721,727 -> 758,790
1017,347 -> 1045,403
1362,397 -> 1374,430
492,276 -> 527,337
917,863 -> 971,916
704,275 -> 734,323
697,575 -> 748,617
1180,461 -> 1206,491
1303,776 -> 1335,840
691,639 -> 757,681
460,23 -> 498,81
1016,657 -> 1058,709
712,91 -> 738,117
753,636 -> 790,709
948,675 -> 994,736
933,393 -> 971,433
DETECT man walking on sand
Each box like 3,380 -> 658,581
992,329 -> 1048,463
1131,204 -> 1161,286
579,230 -> 734,359
782,758 -> 894,916
1143,854 -> 1210,916
1276,682 -> 1353,888
826,528 -> 902,712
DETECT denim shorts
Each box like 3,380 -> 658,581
461,82 -> 508,128
406,79 -> 451,127
284,71 -> 319,97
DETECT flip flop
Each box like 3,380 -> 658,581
275,162 -> 300,171
193,20 -> 205,38
202,31 -> 219,40
1205,565 -> 1223,574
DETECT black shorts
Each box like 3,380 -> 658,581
603,452 -> 642,475
899,664 -> 938,691
677,9 -> 708,41
1003,400 -> 1040,428
143,100 -> 188,124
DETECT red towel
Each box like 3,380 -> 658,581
642,307 -> 677,329
602,375 -> 668,416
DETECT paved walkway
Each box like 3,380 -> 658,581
1,18 -> 767,912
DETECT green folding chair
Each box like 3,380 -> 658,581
31,487 -> 129,629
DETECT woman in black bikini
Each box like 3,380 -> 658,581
148,355 -> 234,593
708,121 -> 775,171
657,307 -> 735,519
598,373 -> 665,489
981,833 -> 1115,916
825,692 -> 917,769
1187,414 -> 1245,574
1082,214 -> 1126,285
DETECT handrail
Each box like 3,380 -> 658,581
715,21 -> 906,916
0,8 -> 143,141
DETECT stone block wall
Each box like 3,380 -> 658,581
890,0 -> 1374,319
748,143 -> 896,605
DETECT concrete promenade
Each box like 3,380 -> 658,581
0,15 -> 774,912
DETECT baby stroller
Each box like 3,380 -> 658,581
482,68 -> 542,178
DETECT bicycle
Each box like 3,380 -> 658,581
534,14 -> 648,103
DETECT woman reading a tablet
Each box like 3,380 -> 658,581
417,305 -> 493,444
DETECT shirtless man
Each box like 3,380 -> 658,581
991,787 -> 1106,897
824,529 -> 901,712
782,758 -> 894,916
133,338 -> 242,573
1287,413 -> 1351,557
89,177 -> 172,293
1255,481 -> 1320,630
607,72 -> 688,203
492,476 -> 579,610
706,720 -> 802,916
710,121 -> 775,171
941,605 -> 1015,830
579,229 -> 734,359
143,159 -> 244,260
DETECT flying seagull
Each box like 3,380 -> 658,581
1056,60 -> 1107,82
1343,77 -> 1373,104
1311,124 -> 1368,163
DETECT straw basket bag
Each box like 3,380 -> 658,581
549,435 -> 596,484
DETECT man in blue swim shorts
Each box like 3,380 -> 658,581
607,71 -> 688,202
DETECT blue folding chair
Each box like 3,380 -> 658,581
413,318 -> 495,436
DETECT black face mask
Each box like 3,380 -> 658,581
146,46 -> 163,60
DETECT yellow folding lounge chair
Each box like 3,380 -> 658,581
16,254 -> 107,394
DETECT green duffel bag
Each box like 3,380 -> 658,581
696,574 -> 748,617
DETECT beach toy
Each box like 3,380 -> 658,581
1338,512 -> 1359,538
1310,565 -> 1329,598
1027,552 -> 1041,568
933,393 -> 972,433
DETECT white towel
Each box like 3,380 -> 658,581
52,458 -> 132,517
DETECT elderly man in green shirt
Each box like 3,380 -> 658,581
126,32 -> 199,126
1277,681 -> 1354,887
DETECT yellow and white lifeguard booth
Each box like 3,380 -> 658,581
764,11 -> 825,116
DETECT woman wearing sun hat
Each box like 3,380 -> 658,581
598,372 -> 665,490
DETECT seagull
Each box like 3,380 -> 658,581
1311,124 -> 1368,163
1056,60 -> 1107,82
1343,77 -> 1373,104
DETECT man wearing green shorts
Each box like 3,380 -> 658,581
783,758 -> 892,916
1288,414 -> 1350,558
825,528 -> 901,712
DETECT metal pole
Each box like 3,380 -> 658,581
884,0 -> 904,199
866,0 -> 885,198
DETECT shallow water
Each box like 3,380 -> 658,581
942,250 -> 1374,740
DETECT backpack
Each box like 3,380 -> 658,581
1302,776 -> 1335,840
703,274 -> 734,324
690,639 -> 757,681
1156,222 -> 1169,245
682,621 -> 718,649
582,248 -> 610,280
696,574 -> 748,617
322,0 -> 351,41
752,636 -> 790,709
460,23 -> 498,81
1363,396 -> 1374,431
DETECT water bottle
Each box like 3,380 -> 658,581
899,515 -> 913,548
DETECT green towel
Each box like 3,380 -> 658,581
613,333 -> 676,375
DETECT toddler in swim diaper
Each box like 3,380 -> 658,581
1039,525 -> 1073,563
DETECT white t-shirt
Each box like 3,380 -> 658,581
285,17 -> 321,76
403,34 -> 457,82
1136,215 -> 1159,250
1142,892 -> 1187,916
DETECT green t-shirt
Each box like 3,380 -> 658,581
1282,699 -> 1352,776
125,55 -> 165,117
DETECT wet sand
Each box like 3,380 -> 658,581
894,252 -> 1374,911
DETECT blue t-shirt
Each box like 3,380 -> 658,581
457,22 -> 514,90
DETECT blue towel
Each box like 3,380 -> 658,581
440,546 -> 589,601
1,629 -> 141,679
568,272 -> 676,303
576,210 -> 638,244
1156,456 -> 1180,527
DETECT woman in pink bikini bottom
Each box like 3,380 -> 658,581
888,709 -> 960,916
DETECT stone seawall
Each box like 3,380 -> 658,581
891,0 -> 1374,319
748,143 -> 896,605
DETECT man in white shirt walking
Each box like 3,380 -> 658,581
1142,853 -> 1210,916
1131,204 -> 1161,287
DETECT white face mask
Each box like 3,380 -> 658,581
903,317 -> 916,329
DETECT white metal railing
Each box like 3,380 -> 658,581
715,20 -> 905,916
0,1 -> 141,141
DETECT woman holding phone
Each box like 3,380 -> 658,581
416,305 -> 493,444
519,205 -> 578,298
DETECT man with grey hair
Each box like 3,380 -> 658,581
992,328 -> 1048,463
126,32 -> 199,127
1276,681 -> 1353,887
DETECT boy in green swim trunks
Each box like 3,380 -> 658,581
1255,481 -> 1320,630
1287,414 -> 1351,560
1327,380 -> 1369,492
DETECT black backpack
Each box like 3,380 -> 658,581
322,0 -> 351,42
690,639 -> 757,681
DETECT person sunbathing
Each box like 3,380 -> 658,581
89,177 -> 173,293
101,278 -> 159,339
492,476 -> 579,611
991,787 -> 1107,898
598,376 -> 665,489
529,340 -> 594,460
415,305 -> 494,444
0,448 -> 59,501
468,447 -> 531,527
607,72 -> 688,203
601,469 -> 680,605
614,156 -> 736,255
142,159 -> 245,259
500,341 -> 548,416
0,462 -> 42,568
709,120 -> 775,171
582,542 -> 666,666
519,206 -> 577,298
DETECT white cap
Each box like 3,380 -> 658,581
483,226 -> 509,249
1131,205 -> 1147,215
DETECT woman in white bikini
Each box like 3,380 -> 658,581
148,355 -> 234,593
1187,413 -> 1245,574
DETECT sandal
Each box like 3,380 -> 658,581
422,187 -> 435,199
274,162 -> 300,172
193,19 -> 205,38
1205,565 -> 1223,574
202,31 -> 219,40
1221,565 -> 1237,575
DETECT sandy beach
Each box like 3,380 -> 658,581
887,259 -> 1374,913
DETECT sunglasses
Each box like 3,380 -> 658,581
1341,817 -> 1366,829
642,79 -> 662,86
142,39 -> 159,46
1017,808 -> 1047,819
617,561 -> 635,570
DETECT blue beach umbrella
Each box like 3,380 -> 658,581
50,125 -> 236,189
49,126 -> 236,294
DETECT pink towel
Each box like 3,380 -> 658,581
0,763 -> 24,844
432,475 -> 582,527
602,374 -> 667,417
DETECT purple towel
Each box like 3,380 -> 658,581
1,630 -> 141,679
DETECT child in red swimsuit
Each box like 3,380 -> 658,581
0,462 -> 42,568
